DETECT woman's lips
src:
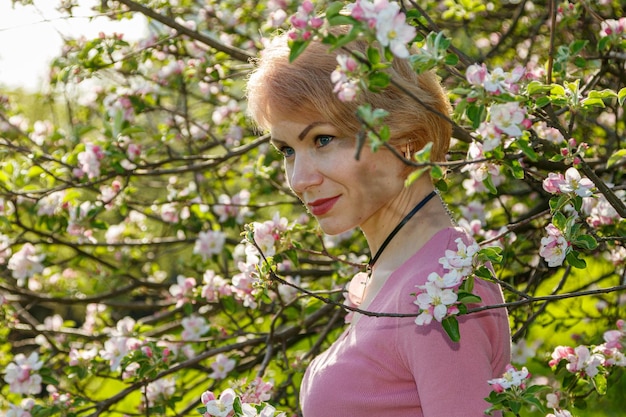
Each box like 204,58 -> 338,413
308,196 -> 340,216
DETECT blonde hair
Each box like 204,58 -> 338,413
246,31 -> 452,162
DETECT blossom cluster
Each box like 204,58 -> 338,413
487,364 -> 531,393
3,352 -> 44,395
331,55 -> 361,102
539,224 -> 570,267
348,0 -> 416,58
549,320 -> 626,377
599,17 -> 626,39
288,0 -> 322,42
461,141 -> 504,196
413,237 -> 481,325
199,379 -> 284,417
542,167 -> 594,198
466,63 -> 525,95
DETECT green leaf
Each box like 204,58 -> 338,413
442,316 -> 460,342
233,397 -> 243,415
553,211 -> 567,230
618,87 -> 626,106
324,1 -> 344,19
606,149 -> 626,169
479,246 -> 503,263
367,46 -> 381,66
566,250 -> 586,269
466,104 -> 485,129
593,373 -> 607,395
430,164 -> 444,180
457,291 -> 482,304
288,39 -> 310,62
444,53 -> 459,65
475,266 -> 493,279
535,96 -> 551,108
367,71 -> 390,91
573,234 -> 598,250
515,137 -> 538,161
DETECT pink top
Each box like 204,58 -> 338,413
300,227 -> 511,417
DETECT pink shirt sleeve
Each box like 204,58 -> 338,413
396,278 -> 509,416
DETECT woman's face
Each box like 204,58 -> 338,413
269,116 -> 407,235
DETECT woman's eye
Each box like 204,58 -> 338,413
315,135 -> 334,147
279,146 -> 295,157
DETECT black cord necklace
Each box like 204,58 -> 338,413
367,190 -> 437,273
348,190 -> 437,307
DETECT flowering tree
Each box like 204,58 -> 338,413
1,1 -> 625,417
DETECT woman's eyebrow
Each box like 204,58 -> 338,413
298,121 -> 326,140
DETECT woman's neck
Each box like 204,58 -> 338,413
360,181 -> 454,274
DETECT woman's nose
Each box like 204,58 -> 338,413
287,154 -> 323,195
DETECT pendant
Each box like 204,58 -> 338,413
347,271 -> 370,306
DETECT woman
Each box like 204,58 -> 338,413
246,31 -> 511,417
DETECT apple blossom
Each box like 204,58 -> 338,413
169,275 -> 197,307
7,243 -> 45,286
331,55 -> 361,102
487,364 -> 530,392
202,388 -> 236,417
202,269 -> 232,302
209,353 -> 236,380
558,167 -> 594,197
214,190 -> 251,223
0,232 -> 12,264
599,17 -> 626,38
547,409 -> 574,417
76,143 -> 104,179
4,352 -> 44,395
143,377 -> 176,407
489,101 -> 529,137
374,3 -> 416,58
194,230 -> 227,260
539,224 -> 570,267
181,315 -> 211,340
5,399 -> 34,417
542,172 -> 566,194
413,281 -> 459,323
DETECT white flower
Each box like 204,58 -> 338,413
7,243 -> 45,286
559,167 -> 594,197
203,388 -> 236,417
489,101 -> 527,137
4,352 -> 44,395
194,230 -> 226,260
414,281 -> 458,322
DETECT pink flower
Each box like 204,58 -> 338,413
76,143 -> 104,179
604,329 -> 623,350
539,225 -> 569,267
489,101 -> 528,137
169,275 -> 197,307
7,243 -> 45,286
547,409 -> 573,417
414,282 -> 459,324
194,230 -> 226,260
487,364 -> 530,391
466,63 -> 488,85
143,378 -> 176,407
566,345 -> 604,377
542,172 -> 566,194
600,17 -> 626,38
201,270 -> 231,302
202,388 -> 236,417
559,167 -> 594,197
181,315 -> 210,340
374,3 -> 416,58
209,354 -> 236,380
4,352 -> 44,395
331,55 -> 361,102
6,399 -> 35,417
